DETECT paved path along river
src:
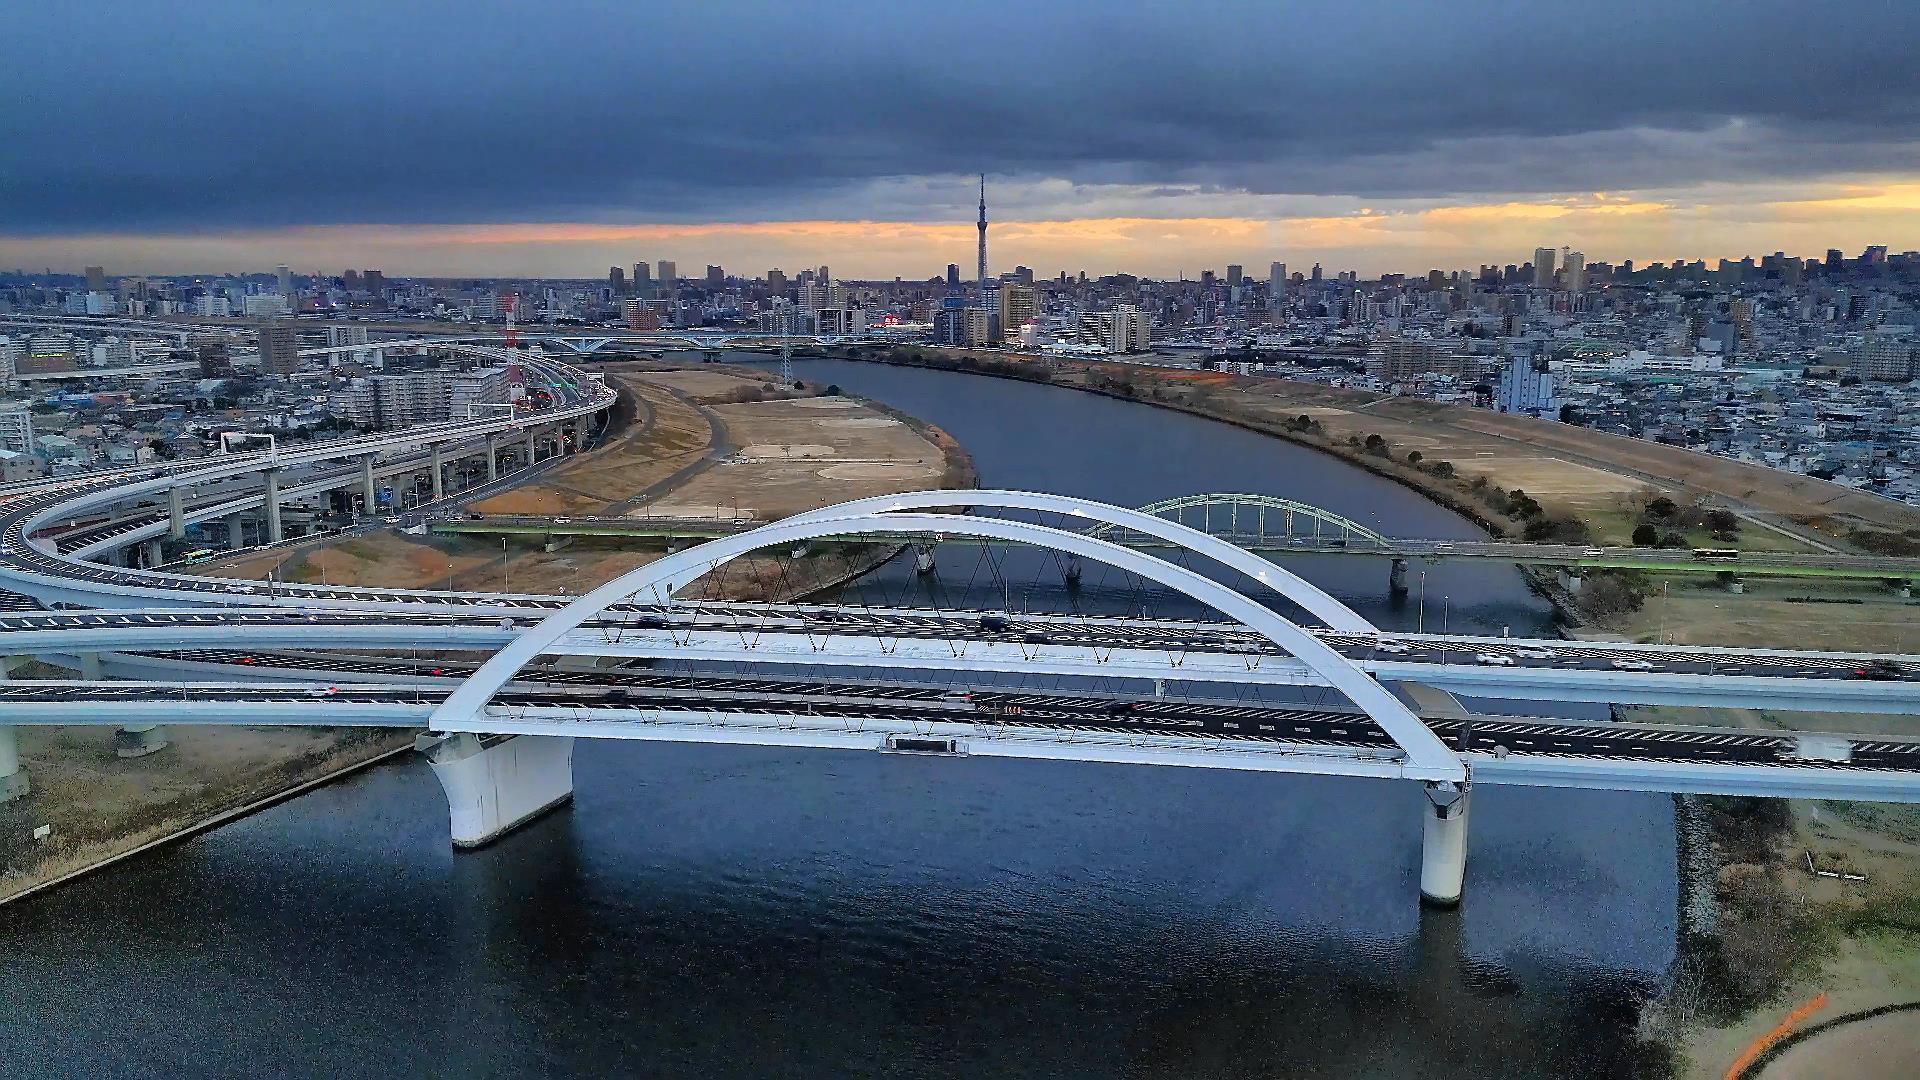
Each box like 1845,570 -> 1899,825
0,357 -> 1677,1078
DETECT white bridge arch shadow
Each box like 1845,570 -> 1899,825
434,498 -> 1463,783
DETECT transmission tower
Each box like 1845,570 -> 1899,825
779,324 -> 794,386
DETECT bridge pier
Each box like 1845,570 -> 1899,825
1725,574 -> 1744,594
525,428 -> 538,464
167,485 -> 186,540
115,724 -> 169,759
1554,567 -> 1584,594
263,466 -> 284,544
417,732 -> 574,849
1420,781 -> 1471,907
1389,557 -> 1410,596
485,436 -> 499,483
360,453 -> 378,514
914,544 -> 936,574
226,513 -> 245,549
0,725 -> 24,803
429,443 -> 445,502
142,539 -> 164,568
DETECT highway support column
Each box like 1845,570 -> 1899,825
484,436 -> 499,483
0,725 -> 24,803
225,514 -> 245,550
430,443 -> 445,502
167,485 -> 186,540
263,467 -> 284,544
360,453 -> 378,515
1420,780 -> 1470,907
525,427 -> 539,465
142,539 -> 164,568
417,732 -> 574,848
1389,557 -> 1410,596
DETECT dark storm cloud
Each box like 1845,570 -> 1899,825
3,0 -> 1917,233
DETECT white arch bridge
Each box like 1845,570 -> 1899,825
3,490 -> 1919,907
399,490 -> 1919,906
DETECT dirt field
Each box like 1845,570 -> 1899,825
197,364 -> 971,595
1578,576 -> 1920,654
470,370 -> 715,516
0,723 -> 409,903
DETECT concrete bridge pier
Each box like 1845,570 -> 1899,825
359,453 -> 378,514
263,467 -> 284,544
484,436 -> 499,483
417,732 -> 574,849
1555,568 -> 1584,594
525,428 -> 539,464
429,443 -> 445,502
1419,781 -> 1471,907
226,514 -> 245,549
167,485 -> 186,540
1389,557 -> 1410,596
0,725 -> 25,802
142,539 -> 164,568
115,723 -> 169,759
914,544 -> 936,574
1725,574 -> 1744,594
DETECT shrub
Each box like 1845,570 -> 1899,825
1631,523 -> 1659,547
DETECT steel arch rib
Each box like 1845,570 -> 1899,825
779,490 -> 1376,633
432,509 -> 1463,782
1108,493 -> 1391,545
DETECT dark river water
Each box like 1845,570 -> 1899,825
0,357 -> 1676,1078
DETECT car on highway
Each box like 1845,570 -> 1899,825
1373,640 -> 1413,654
1851,659 -> 1908,681
939,690 -> 973,706
1611,658 -> 1658,671
978,614 -> 1011,632
1582,548 -> 1606,557
1223,641 -> 1263,654
1512,648 -> 1555,660
1474,652 -> 1515,666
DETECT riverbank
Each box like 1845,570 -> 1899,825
818,345 -> 1920,552
1,725 -> 412,905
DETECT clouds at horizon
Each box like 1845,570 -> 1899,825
3,0 -> 1917,274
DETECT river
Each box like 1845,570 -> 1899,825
0,357 -> 1675,1078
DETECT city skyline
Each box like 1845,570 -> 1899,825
3,2 -> 1917,278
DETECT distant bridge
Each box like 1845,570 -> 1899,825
429,491 -> 1920,585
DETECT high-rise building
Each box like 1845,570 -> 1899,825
1494,356 -> 1560,417
766,269 -> 787,294
998,283 -> 1038,340
1226,264 -> 1244,288
257,320 -> 301,376
196,340 -> 234,378
1268,262 -> 1286,293
633,261 -> 651,285
817,265 -> 830,283
1532,247 -> 1557,288
276,264 -> 294,299
657,261 -> 677,290
945,264 -> 960,288
362,270 -> 386,297
622,299 -> 663,331
608,266 -> 627,296
84,265 -> 107,292
706,265 -> 725,288
0,400 -> 36,454
1563,251 -> 1586,293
